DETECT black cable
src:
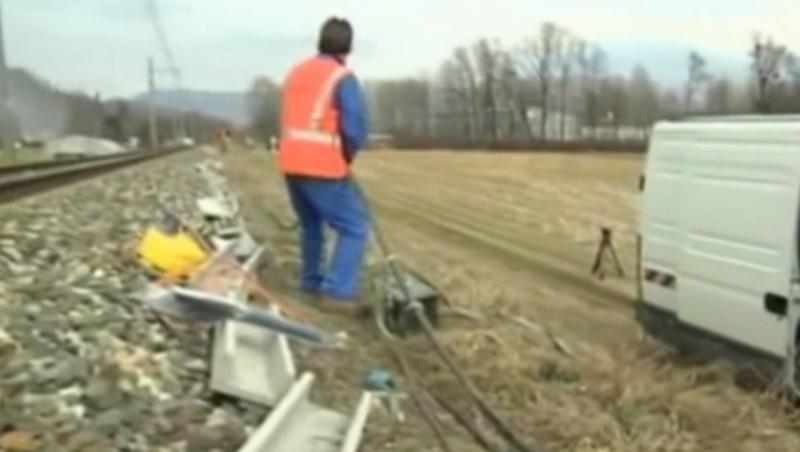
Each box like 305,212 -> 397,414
350,176 -> 547,452
428,389 -> 499,452
384,340 -> 456,452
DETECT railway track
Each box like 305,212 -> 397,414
0,149 -> 190,204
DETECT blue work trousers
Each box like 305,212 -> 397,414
285,177 -> 370,301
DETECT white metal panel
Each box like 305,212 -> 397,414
640,128 -> 687,312
677,140 -> 798,356
654,121 -> 800,145
642,119 -> 800,357
210,320 -> 296,406
208,246 -> 299,405
238,372 -> 374,452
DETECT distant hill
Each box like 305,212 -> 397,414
134,89 -> 251,126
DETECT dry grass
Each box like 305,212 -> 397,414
0,149 -> 50,167
220,149 -> 800,452
395,255 -> 800,452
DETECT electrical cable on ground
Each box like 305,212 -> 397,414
413,310 -> 544,452
222,168 -> 542,450
428,388 -> 499,452
384,340 -> 455,452
351,176 -> 548,452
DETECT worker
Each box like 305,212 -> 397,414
277,17 -> 370,315
269,135 -> 278,153
216,128 -> 229,154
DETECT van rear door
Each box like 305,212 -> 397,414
640,124 -> 686,314
675,123 -> 800,357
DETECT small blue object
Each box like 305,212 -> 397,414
365,368 -> 395,392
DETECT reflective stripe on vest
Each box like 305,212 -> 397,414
309,66 -> 351,130
284,128 -> 341,146
278,57 -> 351,178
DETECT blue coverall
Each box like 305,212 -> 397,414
285,54 -> 370,301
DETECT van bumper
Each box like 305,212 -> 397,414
635,300 -> 784,385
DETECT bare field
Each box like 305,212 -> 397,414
222,149 -> 800,452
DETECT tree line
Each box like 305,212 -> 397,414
248,24 -> 800,151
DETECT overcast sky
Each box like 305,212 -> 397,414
5,0 -> 800,98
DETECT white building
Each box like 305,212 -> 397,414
45,135 -> 126,159
524,107 -> 581,141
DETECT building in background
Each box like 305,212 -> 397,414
45,135 -> 126,159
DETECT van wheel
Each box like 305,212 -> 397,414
795,340 -> 800,394
793,330 -> 800,398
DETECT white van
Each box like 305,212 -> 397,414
636,116 -> 800,393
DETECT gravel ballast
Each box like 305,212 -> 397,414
0,150 -> 267,452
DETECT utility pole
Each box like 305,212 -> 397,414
147,57 -> 158,151
0,0 -> 12,152
93,92 -> 103,137
175,68 -> 186,139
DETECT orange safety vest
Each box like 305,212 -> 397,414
278,56 -> 351,178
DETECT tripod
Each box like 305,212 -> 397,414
591,227 -> 624,280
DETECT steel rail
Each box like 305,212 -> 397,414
0,149 -> 190,204
0,152 -> 154,176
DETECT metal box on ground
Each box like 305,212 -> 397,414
381,272 -> 440,337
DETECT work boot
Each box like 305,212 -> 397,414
319,296 -> 371,318
298,289 -> 322,306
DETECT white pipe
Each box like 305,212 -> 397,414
340,392 -> 375,452
238,372 -> 315,452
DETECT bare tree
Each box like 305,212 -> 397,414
790,54 -> 800,89
659,88 -> 682,120
626,65 -> 660,133
497,60 -> 536,141
518,22 -> 565,140
576,42 -> 607,139
705,76 -> 734,114
685,51 -> 709,113
473,39 -> 503,142
556,34 -> 580,140
774,53 -> 800,113
247,76 -> 280,143
598,76 -> 629,139
438,47 -> 483,140
488,46 -> 530,141
366,78 -> 430,142
749,33 -> 790,113
436,61 -> 464,139
436,48 -> 480,141
453,47 -> 480,140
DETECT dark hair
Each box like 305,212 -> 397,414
317,17 -> 353,55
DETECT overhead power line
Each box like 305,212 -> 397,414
143,0 -> 196,141
143,0 -> 180,85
